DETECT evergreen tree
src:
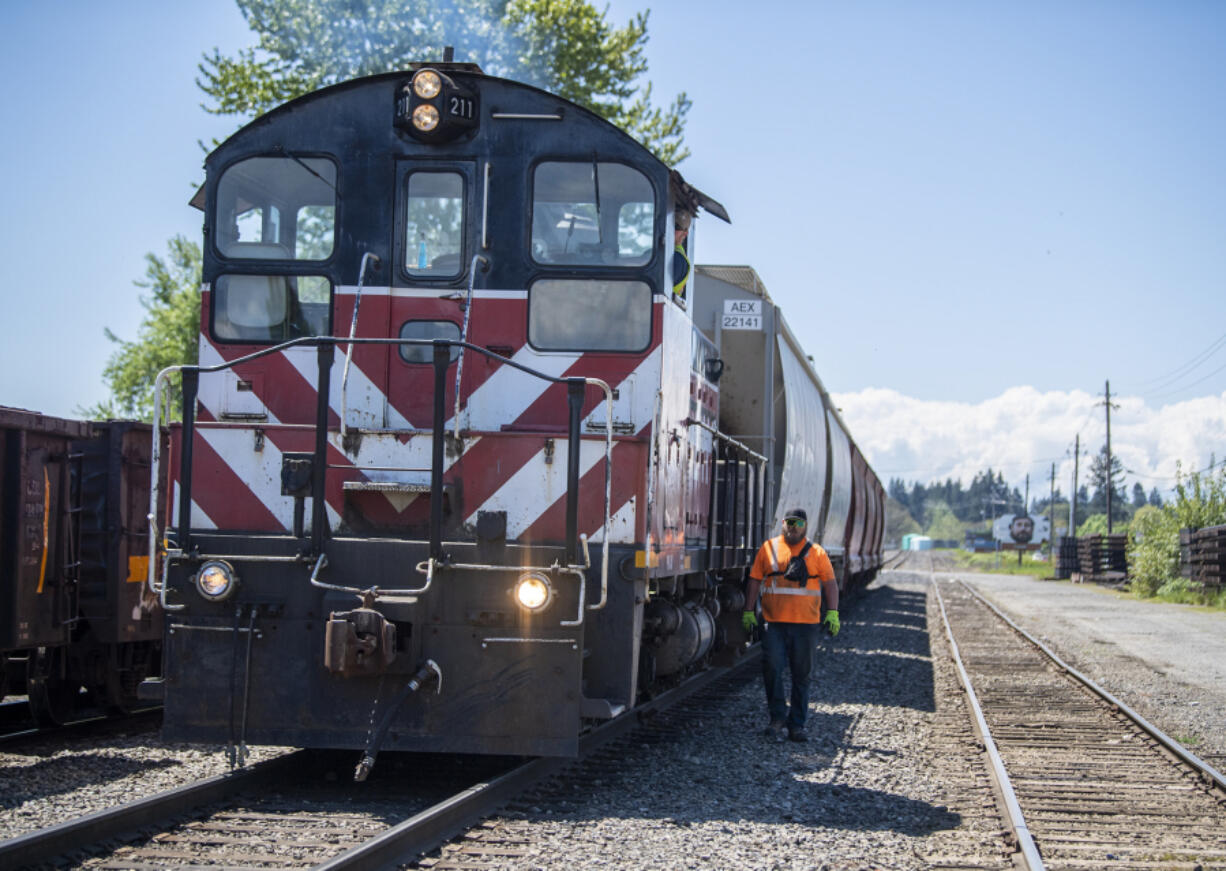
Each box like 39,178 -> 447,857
1088,445 -> 1129,523
1132,481 -> 1147,509
1148,487 -> 1164,508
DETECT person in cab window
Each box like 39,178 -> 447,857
741,509 -> 840,742
672,210 -> 693,299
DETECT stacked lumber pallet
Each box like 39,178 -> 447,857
1055,537 -> 1078,580
1189,525 -> 1226,590
1077,534 -> 1128,580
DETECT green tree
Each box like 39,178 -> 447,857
923,500 -> 965,542
198,0 -> 690,165
885,495 -> 920,545
87,237 -> 201,421
1088,445 -> 1129,524
1131,481 -> 1146,509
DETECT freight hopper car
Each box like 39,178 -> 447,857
691,266 -> 885,593
0,407 -> 161,724
144,60 -> 882,769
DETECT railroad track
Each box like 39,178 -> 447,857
934,575 -> 1226,869
2,651 -> 759,870
0,703 -> 161,749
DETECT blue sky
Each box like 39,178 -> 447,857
1,1 -> 1223,494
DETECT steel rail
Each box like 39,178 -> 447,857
880,549 -> 908,570
0,750 -> 307,868
932,578 -> 1046,870
0,706 -> 162,749
958,578 -> 1226,793
316,649 -> 762,871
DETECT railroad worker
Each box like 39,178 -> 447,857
741,508 -> 839,742
672,209 -> 692,299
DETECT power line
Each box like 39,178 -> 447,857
1135,330 -> 1226,393
1124,457 -> 1226,482
1146,357 -> 1226,402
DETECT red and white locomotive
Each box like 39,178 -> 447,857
146,60 -> 883,766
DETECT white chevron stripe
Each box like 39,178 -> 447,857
197,428 -> 294,529
467,346 -> 662,539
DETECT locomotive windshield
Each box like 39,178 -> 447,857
214,156 -> 337,261
531,162 -> 654,266
528,279 -> 651,352
405,171 -> 464,277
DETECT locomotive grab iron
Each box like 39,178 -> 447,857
141,59 -> 884,770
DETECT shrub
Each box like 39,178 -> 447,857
1128,464 -> 1226,600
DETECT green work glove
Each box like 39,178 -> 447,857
741,610 -> 758,633
823,609 -> 840,637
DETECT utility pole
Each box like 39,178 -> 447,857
1071,433 -> 1079,535
1049,461 -> 1056,553
1102,380 -> 1119,534
1019,473 -> 1030,565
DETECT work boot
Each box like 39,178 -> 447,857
763,720 -> 786,741
788,727 -> 808,743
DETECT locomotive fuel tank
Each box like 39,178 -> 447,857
642,597 -> 717,677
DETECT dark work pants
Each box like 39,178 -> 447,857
762,621 -> 818,729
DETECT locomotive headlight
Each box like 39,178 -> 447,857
412,103 -> 440,132
196,560 -> 238,602
412,69 -> 442,99
514,572 -> 553,611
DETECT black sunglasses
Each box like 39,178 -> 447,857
784,518 -> 806,529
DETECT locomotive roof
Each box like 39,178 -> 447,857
192,68 -> 729,224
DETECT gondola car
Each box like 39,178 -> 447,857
143,58 -> 882,769
0,407 -> 161,723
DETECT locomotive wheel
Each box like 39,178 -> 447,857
27,647 -> 83,726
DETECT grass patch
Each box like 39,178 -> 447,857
1134,582 -> 1226,611
951,549 -> 1053,578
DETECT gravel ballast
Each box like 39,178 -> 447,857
421,573 -> 1012,870
0,730 -> 288,839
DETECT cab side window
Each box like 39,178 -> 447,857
531,162 -> 655,266
215,156 -> 337,261
213,274 -> 332,343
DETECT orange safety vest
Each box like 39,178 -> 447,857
751,535 -> 831,624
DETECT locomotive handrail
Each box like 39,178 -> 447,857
339,252 -> 384,443
683,417 -> 768,464
420,534 -> 591,627
685,417 -> 767,570
148,335 -> 613,609
453,254 -> 491,442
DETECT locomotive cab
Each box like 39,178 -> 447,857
153,63 -> 737,763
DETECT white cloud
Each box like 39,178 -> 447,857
831,386 -> 1226,497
